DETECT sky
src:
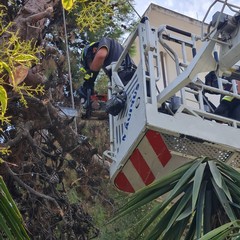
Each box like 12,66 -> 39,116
133,0 -> 240,23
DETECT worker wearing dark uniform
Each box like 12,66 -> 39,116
78,37 -> 136,116
214,96 -> 240,121
212,76 -> 240,121
205,71 -> 240,121
79,37 -> 136,97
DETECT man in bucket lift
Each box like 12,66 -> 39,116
78,37 -> 136,116
205,71 -> 240,121
214,90 -> 240,121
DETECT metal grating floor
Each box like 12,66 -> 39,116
161,133 -> 240,167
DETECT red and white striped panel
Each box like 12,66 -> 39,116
113,130 -> 172,193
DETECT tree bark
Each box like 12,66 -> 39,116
0,2 -> 105,238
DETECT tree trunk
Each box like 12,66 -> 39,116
0,1 -> 106,238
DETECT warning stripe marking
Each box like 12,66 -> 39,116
146,130 -> 171,167
114,171 -> 135,193
130,148 -> 155,185
114,130 -> 172,193
123,159 -> 145,191
138,137 -> 164,178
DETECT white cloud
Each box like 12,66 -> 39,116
134,0 -> 240,22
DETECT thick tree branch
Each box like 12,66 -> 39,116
24,7 -> 53,24
3,162 -> 64,216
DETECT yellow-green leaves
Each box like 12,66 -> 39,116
76,1 -> 113,32
62,0 -> 76,11
62,0 -> 115,33
0,85 -> 7,118
14,53 -> 38,63
62,0 -> 89,11
0,6 -> 44,107
0,61 -> 14,81
0,5 -> 43,239
0,147 -> 11,164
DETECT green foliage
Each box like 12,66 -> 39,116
75,1 -> 113,32
111,157 -> 240,240
68,0 -> 137,41
0,86 -> 8,123
95,73 -> 109,94
0,146 -> 10,164
0,4 -> 44,106
0,4 -> 44,121
0,4 -> 45,238
0,10 -> 44,154
62,0 -> 137,87
14,83 -> 45,107
90,186 -> 159,240
199,220 -> 240,240
0,1 -> 138,239
1,33 -> 41,78
0,176 -> 30,239
67,187 -> 81,204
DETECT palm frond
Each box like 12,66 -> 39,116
0,176 -> 30,240
199,220 -> 240,240
110,157 -> 240,239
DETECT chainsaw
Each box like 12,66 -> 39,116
81,90 -> 108,120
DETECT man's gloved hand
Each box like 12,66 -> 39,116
80,67 -> 94,80
78,67 -> 98,102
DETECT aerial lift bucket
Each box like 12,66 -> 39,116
104,6 -> 240,193
104,66 -> 176,193
104,18 -> 192,193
